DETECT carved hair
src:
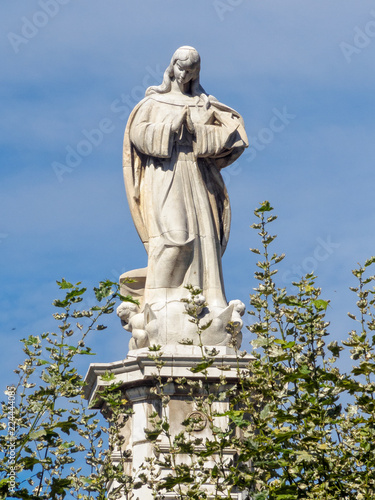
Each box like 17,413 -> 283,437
146,46 -> 210,108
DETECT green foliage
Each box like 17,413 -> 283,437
1,202 -> 375,499
137,201 -> 375,499
225,202 -> 348,498
0,279 -> 135,499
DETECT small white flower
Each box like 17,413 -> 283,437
193,294 -> 205,307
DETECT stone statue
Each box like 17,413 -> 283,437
117,46 -> 248,349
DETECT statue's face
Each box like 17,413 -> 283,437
173,57 -> 199,86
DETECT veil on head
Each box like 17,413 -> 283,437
146,46 -> 211,108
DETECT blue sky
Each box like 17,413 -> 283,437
1,0 -> 375,387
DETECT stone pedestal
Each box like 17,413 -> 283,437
84,345 -> 253,499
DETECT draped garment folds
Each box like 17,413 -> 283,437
123,92 -> 248,322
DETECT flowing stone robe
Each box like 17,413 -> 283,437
122,92 -> 248,346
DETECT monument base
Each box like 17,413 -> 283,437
84,345 -> 253,499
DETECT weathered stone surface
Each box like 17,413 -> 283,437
84,346 -> 254,499
119,46 -> 248,349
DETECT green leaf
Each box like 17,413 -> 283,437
274,339 -> 295,349
260,404 -> 271,420
200,319 -> 213,331
36,359 -> 49,366
274,253 -> 286,264
298,364 -> 311,377
190,359 -> 214,373
94,280 -> 117,301
158,473 -> 194,489
60,440 -> 75,449
66,287 -> 87,300
78,349 -> 96,356
148,344 -> 162,351
56,278 -> 74,289
255,200 -> 273,213
312,299 -> 329,310
53,419 -> 78,435
29,429 -> 47,440
252,336 -> 269,347
118,293 -> 140,305
23,335 -> 40,346
364,256 -> 375,268
283,341 -> 295,349
53,299 -> 69,308
253,494 -> 268,500
278,296 -> 302,307
276,494 -> 298,500
144,427 -> 162,442
20,456 -> 41,471
100,371 -> 115,382
327,341 -> 343,357
223,410 -> 246,427
295,450 -> 314,463
51,477 -> 72,496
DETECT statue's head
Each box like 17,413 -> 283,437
146,46 -> 208,106
170,46 -> 201,86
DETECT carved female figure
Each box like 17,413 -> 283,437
119,46 -> 248,348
